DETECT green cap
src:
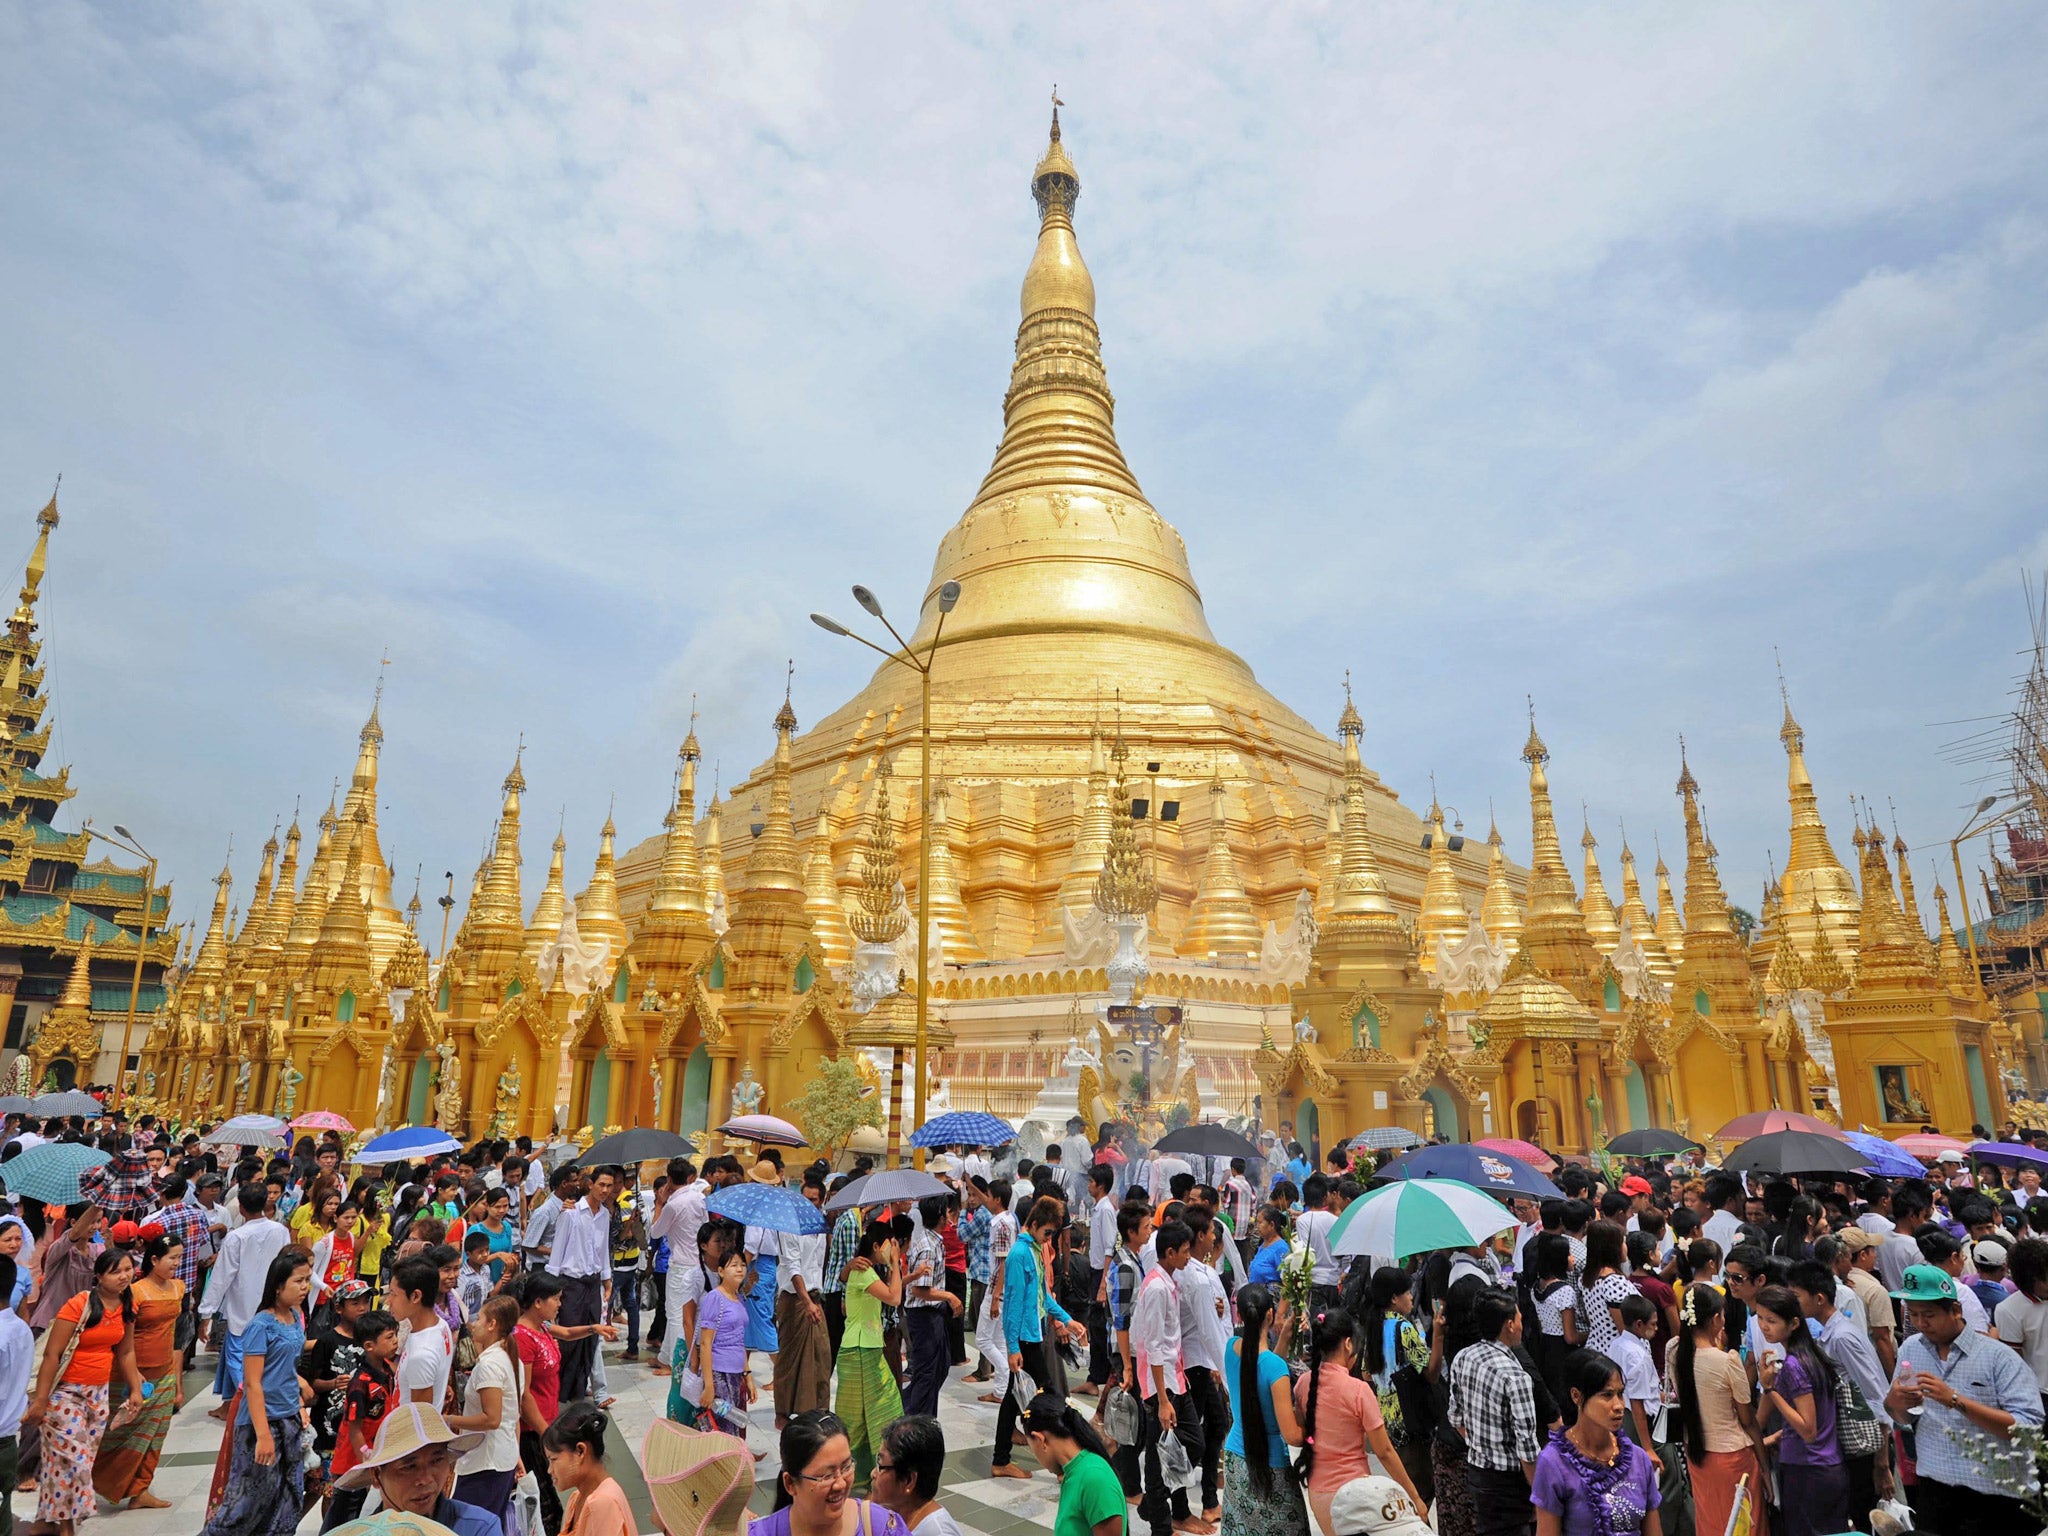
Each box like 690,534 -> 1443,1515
1893,1264 -> 1957,1304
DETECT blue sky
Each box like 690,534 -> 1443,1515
3,4 -> 2045,938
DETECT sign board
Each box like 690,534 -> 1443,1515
1106,1005 -> 1185,1030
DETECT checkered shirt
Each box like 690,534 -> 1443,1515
820,1207 -> 860,1296
961,1206 -> 993,1284
146,1201 -> 213,1289
1448,1340 -> 1540,1473
905,1228 -> 948,1309
1106,1243 -> 1141,1335
1892,1325 -> 2044,1496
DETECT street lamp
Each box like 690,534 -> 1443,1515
811,578 -> 962,1164
87,823 -> 157,1106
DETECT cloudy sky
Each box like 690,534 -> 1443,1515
3,4 -> 2045,939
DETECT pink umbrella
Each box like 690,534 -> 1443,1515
1713,1110 -> 1845,1141
290,1110 -> 356,1134
715,1113 -> 808,1148
1475,1137 -> 1557,1172
1894,1132 -> 1969,1160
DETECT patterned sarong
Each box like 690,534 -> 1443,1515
93,1366 -> 180,1500
36,1381 -> 109,1524
201,1414 -> 305,1536
834,1344 -> 903,1483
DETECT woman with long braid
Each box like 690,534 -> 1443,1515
1671,1285 -> 1767,1536
1219,1282 -> 1307,1536
1293,1304 -> 1424,1532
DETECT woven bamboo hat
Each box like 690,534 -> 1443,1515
643,1418 -> 757,1536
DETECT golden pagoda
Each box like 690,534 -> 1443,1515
1579,816 -> 1621,955
1513,710 -> 1602,1003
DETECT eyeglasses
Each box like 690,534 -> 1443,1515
795,1459 -> 857,1487
873,1462 -> 897,1476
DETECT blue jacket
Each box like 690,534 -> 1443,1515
1000,1235 -> 1073,1351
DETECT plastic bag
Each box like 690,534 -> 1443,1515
1100,1384 -> 1141,1446
1157,1420 -> 1196,1492
1868,1497 -> 1913,1535
1010,1366 -> 1039,1414
511,1471 -> 544,1536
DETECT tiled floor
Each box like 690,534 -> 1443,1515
9,1337 -> 1089,1534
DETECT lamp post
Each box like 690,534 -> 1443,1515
1949,793 -> 2014,985
86,823 -> 156,1105
813,579 -> 962,1166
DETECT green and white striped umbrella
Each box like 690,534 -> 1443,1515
1328,1176 -> 1517,1261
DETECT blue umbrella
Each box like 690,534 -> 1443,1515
1968,1140 -> 2048,1169
707,1182 -> 827,1235
356,1126 -> 463,1165
1,1142 -> 112,1205
1373,1142 -> 1562,1201
908,1111 -> 1016,1149
1846,1132 -> 1932,1177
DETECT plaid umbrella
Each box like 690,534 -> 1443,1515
79,1146 -> 156,1219
0,1142 -> 112,1205
908,1111 -> 1016,1149
1350,1126 -> 1424,1152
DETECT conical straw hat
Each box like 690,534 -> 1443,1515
643,1419 -> 757,1536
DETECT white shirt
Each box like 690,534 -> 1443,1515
1176,1257 -> 1228,1373
779,1231 -> 826,1294
1856,1212 -> 1896,1236
1089,1195 -> 1117,1270
963,1153 -> 991,1185
1611,1330 -> 1659,1405
1996,1289 -> 2048,1390
911,1511 -> 969,1536
1702,1210 -> 1744,1253
550,1197 -> 612,1278
524,1160 -> 547,1199
522,1194 -> 562,1258
1131,1265 -> 1185,1397
454,1343 -> 520,1474
1297,1208 -> 1340,1286
0,1308 -> 31,1439
1149,1156 -> 1193,1205
200,1216 -> 290,1334
398,1317 -> 454,1407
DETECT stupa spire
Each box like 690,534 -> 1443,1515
285,798 -> 338,961
1180,768 -> 1261,961
1617,829 -> 1675,983
1580,811 -> 1621,954
337,672 -> 405,964
1480,808 -> 1524,946
234,832 -> 278,956
650,726 -> 709,920
700,761 -> 728,920
474,750 -> 527,934
924,779 -> 985,963
317,806 -> 373,953
56,922 -> 93,1010
743,695 -> 804,895
1516,705 -> 1600,994
1415,794 -> 1469,969
255,816 -> 301,958
1891,818 -> 1935,964
1652,838 -> 1686,964
1059,716 -> 1116,913
1094,720 -> 1156,919
1933,878 -> 1977,995
523,825 -> 568,964
8,484 -> 58,642
1774,667 -> 1861,961
189,853 -> 234,994
803,798 -> 854,968
849,753 -> 907,946
579,806 -> 631,956
1329,681 -> 1397,920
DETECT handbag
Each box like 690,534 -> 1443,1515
1829,1358 -> 1884,1461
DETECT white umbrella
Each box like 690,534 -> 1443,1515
1329,1177 -> 1517,1261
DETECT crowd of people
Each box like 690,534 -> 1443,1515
4,1103 -> 2048,1536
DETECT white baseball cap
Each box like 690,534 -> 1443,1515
1329,1475 -> 1433,1536
1973,1239 -> 2010,1269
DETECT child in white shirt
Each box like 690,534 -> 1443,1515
1611,1292 -> 1664,1472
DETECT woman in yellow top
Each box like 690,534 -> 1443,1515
354,1186 -> 393,1301
25,1249 -> 146,1536
833,1221 -> 904,1487
290,1183 -> 343,1248
93,1231 -> 185,1510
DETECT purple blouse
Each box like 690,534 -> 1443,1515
1531,1433 -> 1660,1536
749,1502 -> 912,1536
698,1288 -> 751,1374
1769,1352 -> 1840,1466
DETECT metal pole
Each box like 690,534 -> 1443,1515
1951,834 -> 1985,984
114,854 -> 156,1106
913,660 -> 930,1171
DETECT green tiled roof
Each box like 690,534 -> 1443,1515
90,982 -> 165,1012
72,868 -> 147,895
2,893 -> 60,922
29,819 -> 72,845
0,894 -> 131,946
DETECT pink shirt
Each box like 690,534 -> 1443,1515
1292,1361 -> 1385,1492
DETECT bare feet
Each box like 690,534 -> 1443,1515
1173,1519 -> 1215,1535
991,1464 -> 1031,1480
207,1403 -> 232,1421
1201,1509 -> 1222,1524
129,1492 -> 173,1510
977,1392 -> 1004,1404
1073,1382 -> 1100,1397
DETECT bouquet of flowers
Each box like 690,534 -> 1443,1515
1277,1236 -> 1317,1365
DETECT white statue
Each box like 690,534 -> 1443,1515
888,881 -> 943,976
538,898 -> 612,996
1018,1119 -> 1049,1162
708,888 -> 730,938
1610,919 -> 1671,1005
435,1038 -> 463,1130
1062,903 -> 1115,966
651,1068 -> 664,1129
234,1058 -> 252,1112
1258,890 -> 1319,985
376,1049 -> 400,1129
276,1063 -> 304,1119
1436,910 -> 1510,996
849,934 -> 903,1016
1293,1016 -> 1319,1046
729,1063 -> 765,1120
1103,914 -> 1150,1006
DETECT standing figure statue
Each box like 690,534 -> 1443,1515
435,1038 -> 464,1133
233,1058 -> 251,1114
276,1063 -> 304,1120
376,1048 -> 401,1130
492,1062 -> 521,1138
198,1063 -> 216,1104
651,1069 -> 665,1130
729,1062 -> 765,1120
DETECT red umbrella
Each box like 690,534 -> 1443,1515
1894,1132 -> 1969,1160
1713,1110 -> 1845,1141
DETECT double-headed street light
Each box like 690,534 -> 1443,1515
812,579 -> 962,1165
86,822 -> 157,1105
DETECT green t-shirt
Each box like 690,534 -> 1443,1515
1054,1450 -> 1129,1536
844,1266 -> 886,1349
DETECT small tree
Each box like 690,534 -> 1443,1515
787,1056 -> 882,1167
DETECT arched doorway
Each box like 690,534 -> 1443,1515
586,1052 -> 612,1133
1296,1099 -> 1320,1163
407,1059 -> 433,1125
681,1046 -> 711,1137
1624,1064 -> 1651,1130
1421,1085 -> 1460,1142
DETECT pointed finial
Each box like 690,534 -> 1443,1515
1521,697 -> 1548,764
1051,83 -> 1063,138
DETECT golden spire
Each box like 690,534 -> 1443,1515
849,752 -> 908,946
1415,795 -> 1468,969
742,696 -> 805,895
1093,720 -> 1156,918
1774,671 -> 1861,962
700,766 -> 728,914
56,921 -> 94,1011
188,853 -> 234,993
1891,821 -> 1936,964
1579,812 -> 1621,954
1617,831 -> 1674,983
1313,788 -> 1345,924
338,677 -> 405,967
1675,741 -> 1735,936
1180,768 -> 1261,961
474,751 -> 527,934
253,815 -> 300,962
8,485 -> 58,643
803,798 -> 854,968
578,808 -> 631,955
1477,807 -> 1523,945
522,825 -> 567,965
1849,820 -> 1936,990
317,805 -> 373,954
234,832 -> 278,957
1652,841 -> 1686,965
1329,682 -> 1398,920
1933,878 -> 1977,995
924,778 -> 985,961
649,729 -> 709,920
1058,717 -> 1115,913
1516,705 -> 1600,992
286,799 -> 338,961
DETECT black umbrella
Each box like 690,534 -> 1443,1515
1152,1124 -> 1261,1161
1723,1129 -> 1868,1177
573,1128 -> 696,1167
1606,1128 -> 1703,1157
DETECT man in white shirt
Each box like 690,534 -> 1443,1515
2015,1165 -> 2047,1210
1148,1151 -> 1193,1206
390,1253 -> 454,1408
771,1171 -> 833,1424
1700,1175 -> 1746,1254
1059,1120 -> 1094,1207
976,1181 -> 1019,1405
1177,1217 -> 1232,1522
1131,1218 -> 1196,1536
199,1184 -> 290,1414
649,1157 -> 708,1373
962,1146 -> 992,1186
551,1166 -> 617,1402
1295,1173 -> 1342,1306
